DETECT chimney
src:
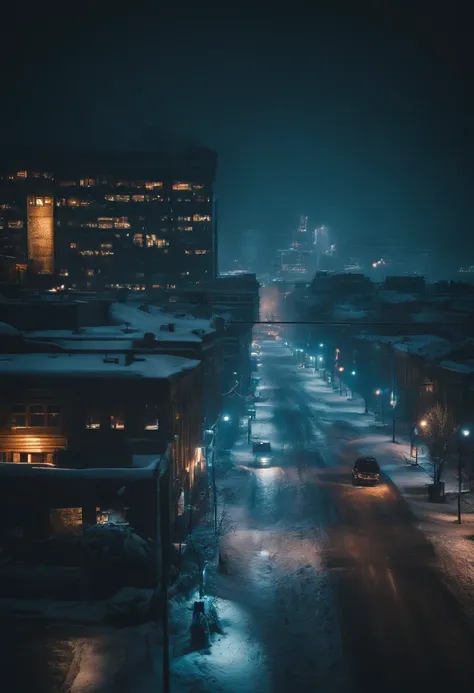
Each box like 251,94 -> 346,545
125,352 -> 135,366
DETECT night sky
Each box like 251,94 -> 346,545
3,3 -> 471,272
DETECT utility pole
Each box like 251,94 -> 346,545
211,446 -> 217,534
156,464 -> 171,693
458,450 -> 462,524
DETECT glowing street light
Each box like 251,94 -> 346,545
461,428 -> 470,437
222,415 -> 230,422
375,389 -> 381,396
318,356 -> 324,362
319,343 -> 324,348
419,419 -> 428,429
351,370 -> 356,376
338,366 -> 344,372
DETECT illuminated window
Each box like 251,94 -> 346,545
70,242 -> 77,249
195,249 -> 210,255
98,222 -> 113,229
86,269 -> 95,276
115,195 -> 130,202
80,178 -> 95,187
68,198 -> 79,207
16,170 -> 27,179
194,195 -> 210,202
8,220 -> 23,229
44,197 -> 52,206
193,183 -> 204,190
0,204 -> 11,210
146,235 -> 169,248
59,180 -> 76,187
36,198 -> 44,206
105,194 -> 116,202
132,194 -> 145,202
85,414 -> 101,429
133,233 -> 144,247
59,269 -> 69,276
115,221 -> 131,229
100,243 -> 113,249
145,181 -> 163,190
177,216 -> 191,222
185,250 -> 192,255
177,226 -> 193,231
81,222 -> 98,228
110,415 -> 125,430
193,214 -> 211,222
172,182 -> 192,190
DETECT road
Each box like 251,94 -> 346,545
218,341 -> 474,693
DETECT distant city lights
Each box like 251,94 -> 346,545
372,258 -> 386,269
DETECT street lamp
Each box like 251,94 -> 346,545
457,426 -> 471,524
319,343 -> 324,348
419,419 -> 428,429
223,415 -> 230,422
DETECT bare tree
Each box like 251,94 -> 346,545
425,403 -> 455,484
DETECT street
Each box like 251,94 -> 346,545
217,341 -> 474,693
3,340 -> 474,693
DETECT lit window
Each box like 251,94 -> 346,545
132,194 -> 145,202
133,233 -> 144,247
195,249 -> 209,255
59,180 -> 76,187
110,415 -> 125,430
115,195 -> 130,202
177,216 -> 191,221
146,235 -> 169,248
98,222 -> 113,229
44,197 -> 52,206
80,178 -> 95,187
100,243 -> 113,249
105,194 -> 116,202
70,242 -> 77,249
177,226 -> 193,231
85,414 -> 101,429
115,221 -> 131,229
185,250 -> 192,255
172,182 -> 192,190
16,170 -> 27,179
192,214 -> 211,222
68,198 -> 79,207
193,183 -> 204,190
8,220 -> 23,229
81,222 -> 98,228
35,197 -> 44,206
86,269 -> 95,276
59,269 -> 69,276
145,181 -> 163,190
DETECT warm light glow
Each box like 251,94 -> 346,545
27,196 -> 54,273
375,389 -> 381,396
419,419 -> 428,428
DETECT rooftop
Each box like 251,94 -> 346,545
0,352 -> 200,380
110,302 -> 215,342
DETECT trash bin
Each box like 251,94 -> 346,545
428,482 -> 445,503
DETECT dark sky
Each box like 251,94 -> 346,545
3,2 -> 472,271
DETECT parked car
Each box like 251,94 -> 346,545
352,457 -> 381,486
252,441 -> 272,467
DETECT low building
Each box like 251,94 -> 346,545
0,351 -> 204,524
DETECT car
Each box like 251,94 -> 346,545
352,457 -> 381,485
252,441 -> 272,467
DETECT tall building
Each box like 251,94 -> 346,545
0,149 -> 217,289
292,215 -> 309,248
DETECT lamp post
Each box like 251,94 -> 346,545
390,392 -> 397,443
338,366 -> 344,395
458,427 -> 471,524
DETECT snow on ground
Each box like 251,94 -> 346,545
286,345 -> 474,620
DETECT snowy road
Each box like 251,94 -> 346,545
214,342 -> 474,693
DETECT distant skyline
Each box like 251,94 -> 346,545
3,4 -> 472,274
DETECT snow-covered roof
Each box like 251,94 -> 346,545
354,333 -> 404,344
0,321 -> 21,337
393,335 -> 454,359
378,291 -> 420,304
438,360 -> 474,375
332,304 -> 368,320
110,302 -> 215,342
0,456 -> 167,480
0,352 -> 200,379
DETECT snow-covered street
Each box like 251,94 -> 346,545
176,340 -> 474,693
6,340 -> 474,692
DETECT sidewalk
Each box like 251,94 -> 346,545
301,370 -> 474,619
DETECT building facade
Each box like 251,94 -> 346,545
0,149 -> 217,289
